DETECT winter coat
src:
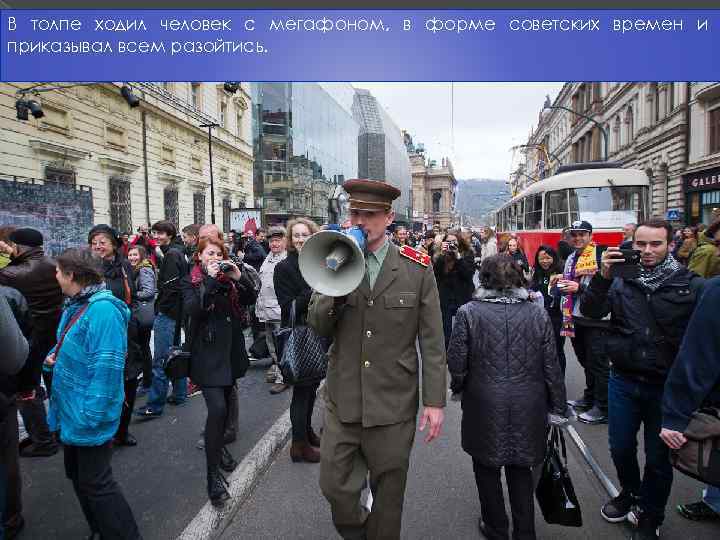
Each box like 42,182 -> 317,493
243,239 -> 268,271
509,249 -> 530,274
255,251 -> 287,323
181,268 -> 257,387
580,267 -> 704,385
0,287 -> 31,424
274,251 -> 313,328
155,238 -> 189,321
134,264 -> 157,301
663,276 -> 720,432
675,238 -> 697,265
0,247 -> 63,334
479,237 -> 497,262
48,289 -> 130,446
433,251 -> 476,313
447,288 -> 566,467
688,233 -> 720,278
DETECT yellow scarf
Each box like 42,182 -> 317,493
574,243 -> 599,277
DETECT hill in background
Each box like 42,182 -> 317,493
455,179 -> 510,225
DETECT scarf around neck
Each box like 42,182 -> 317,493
560,243 -> 599,338
191,263 -> 242,317
473,287 -> 529,304
64,282 -> 105,309
635,253 -> 682,292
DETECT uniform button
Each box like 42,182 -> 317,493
399,299 -> 404,304
226,317 -> 231,322
364,361 -> 371,368
366,330 -> 372,338
367,299 -> 374,307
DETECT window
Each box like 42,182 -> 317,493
569,186 -> 648,227
432,191 -> 441,213
191,155 -> 202,172
109,177 -> 132,234
105,123 -> 127,150
668,83 -> 675,112
524,194 -> 542,230
545,190 -> 569,230
191,83 -> 202,111
625,107 -> 634,146
44,166 -> 76,186
222,199 -> 232,233
236,113 -> 243,137
161,145 -> 175,166
163,187 -> 179,226
220,100 -> 227,127
513,200 -> 525,230
193,192 -> 206,224
709,106 -> 720,155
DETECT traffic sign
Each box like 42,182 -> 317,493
666,209 -> 681,221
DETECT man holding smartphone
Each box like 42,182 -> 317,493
580,219 -> 704,540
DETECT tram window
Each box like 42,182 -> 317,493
525,194 -> 542,230
545,190 -> 569,230
569,186 -> 647,228
514,201 -> 524,230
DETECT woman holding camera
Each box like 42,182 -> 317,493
181,236 -> 257,507
530,245 -> 567,373
433,230 -> 476,347
127,245 -> 157,392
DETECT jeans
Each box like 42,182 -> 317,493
703,485 -> 720,514
146,313 -> 187,414
608,372 -> 673,524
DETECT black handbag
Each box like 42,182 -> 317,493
275,299 -> 329,386
535,425 -> 583,527
162,297 -> 190,380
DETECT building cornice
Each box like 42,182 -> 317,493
28,139 -> 90,160
98,155 -> 140,173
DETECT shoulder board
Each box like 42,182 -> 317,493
399,245 -> 430,267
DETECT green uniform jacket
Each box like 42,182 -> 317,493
308,243 -> 447,428
688,233 -> 720,279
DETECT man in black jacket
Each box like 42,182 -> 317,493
0,228 -> 62,458
580,219 -> 704,540
242,230 -> 267,272
136,220 -> 189,419
0,286 -> 31,539
660,276 -> 720,523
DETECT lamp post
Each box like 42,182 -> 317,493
199,122 -> 220,225
543,95 -> 608,162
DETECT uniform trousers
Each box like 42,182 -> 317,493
320,405 -> 415,540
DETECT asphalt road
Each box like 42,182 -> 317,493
15,354 -> 291,540
16,341 -> 720,539
220,342 -> 720,540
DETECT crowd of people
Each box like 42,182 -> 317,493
1,194 -> 720,539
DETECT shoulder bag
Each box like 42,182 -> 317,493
671,407 -> 720,487
162,295 -> 190,380
535,425 -> 583,527
275,299 -> 329,386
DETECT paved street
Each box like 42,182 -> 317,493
15,342 -> 720,539
220,343 -> 720,540
16,355 -> 291,540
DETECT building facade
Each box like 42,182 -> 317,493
404,132 -> 457,231
352,89 -> 412,223
520,82 -> 689,221
252,83 -> 359,225
683,83 -> 720,226
0,82 -> 254,234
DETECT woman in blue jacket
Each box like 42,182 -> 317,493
47,248 -> 140,540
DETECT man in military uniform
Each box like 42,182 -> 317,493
308,179 -> 446,540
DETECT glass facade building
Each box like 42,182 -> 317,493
352,89 -> 412,223
252,83 -> 360,224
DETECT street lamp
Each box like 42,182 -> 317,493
543,94 -> 608,162
199,122 -> 220,225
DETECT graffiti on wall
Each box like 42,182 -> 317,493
0,177 -> 94,257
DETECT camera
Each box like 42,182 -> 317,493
448,243 -> 458,252
219,262 -> 235,273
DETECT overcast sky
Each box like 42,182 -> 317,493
354,82 -> 563,181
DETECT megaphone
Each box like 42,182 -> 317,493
299,226 -> 367,297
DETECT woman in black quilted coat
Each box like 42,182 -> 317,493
447,254 -> 567,540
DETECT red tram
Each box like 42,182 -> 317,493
493,163 -> 650,265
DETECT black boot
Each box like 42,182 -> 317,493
207,466 -> 230,507
220,446 -> 238,473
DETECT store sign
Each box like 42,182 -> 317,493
684,167 -> 720,192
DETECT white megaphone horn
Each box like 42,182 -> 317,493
299,226 -> 367,297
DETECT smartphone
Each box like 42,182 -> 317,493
610,249 -> 641,279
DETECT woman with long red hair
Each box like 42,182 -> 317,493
181,236 -> 257,507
